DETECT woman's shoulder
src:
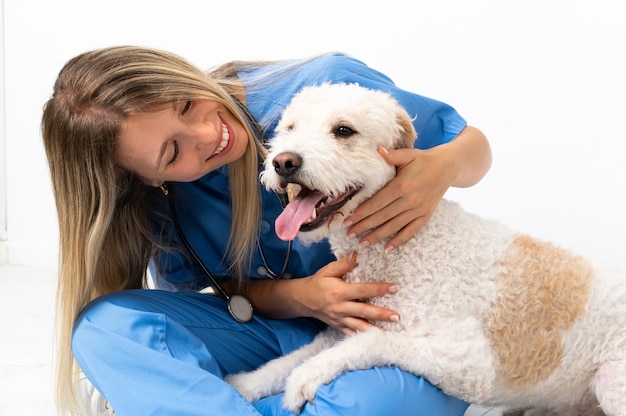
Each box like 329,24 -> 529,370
301,53 -> 393,83
305,52 -> 363,68
242,53 -> 399,133
242,52 -> 395,93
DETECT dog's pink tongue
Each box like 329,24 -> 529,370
275,190 -> 325,241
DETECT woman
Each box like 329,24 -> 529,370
42,46 -> 491,415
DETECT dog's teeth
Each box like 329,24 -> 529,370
311,207 -> 317,220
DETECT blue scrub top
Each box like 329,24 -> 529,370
151,54 -> 467,290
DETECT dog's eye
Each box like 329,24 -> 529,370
335,125 -> 355,137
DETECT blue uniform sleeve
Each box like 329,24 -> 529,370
241,54 -> 467,150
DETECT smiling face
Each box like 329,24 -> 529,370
116,99 -> 250,185
260,83 -> 416,244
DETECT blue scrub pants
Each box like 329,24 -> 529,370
72,289 -> 468,415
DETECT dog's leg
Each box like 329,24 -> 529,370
593,359 -> 626,416
225,329 -> 343,402
282,323 -> 497,412
502,410 -> 526,416
522,410 -> 561,416
524,405 -> 605,416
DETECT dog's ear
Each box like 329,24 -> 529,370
394,109 -> 417,150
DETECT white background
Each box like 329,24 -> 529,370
2,0 -> 626,272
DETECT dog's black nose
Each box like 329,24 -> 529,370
272,152 -> 302,177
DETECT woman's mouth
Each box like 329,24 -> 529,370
208,116 -> 233,160
213,122 -> 230,156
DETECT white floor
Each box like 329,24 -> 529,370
0,264 -> 57,415
0,264 -> 505,415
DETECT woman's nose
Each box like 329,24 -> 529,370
189,120 -> 219,149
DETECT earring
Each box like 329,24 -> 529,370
160,183 -> 169,196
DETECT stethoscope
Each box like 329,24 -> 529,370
162,182 -> 292,323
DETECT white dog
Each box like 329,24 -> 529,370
226,83 -> 626,415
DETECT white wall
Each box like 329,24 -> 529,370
2,0 -> 625,272
0,0 -> 7,260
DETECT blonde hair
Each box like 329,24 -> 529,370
41,46 -> 267,414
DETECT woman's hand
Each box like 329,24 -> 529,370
244,255 -> 400,335
296,254 -> 400,335
343,126 -> 491,251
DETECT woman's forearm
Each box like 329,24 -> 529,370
224,255 -> 400,334
440,125 -> 492,188
236,278 -> 306,319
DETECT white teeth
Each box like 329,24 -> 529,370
213,123 -> 229,156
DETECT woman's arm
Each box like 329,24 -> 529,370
440,125 -> 492,188
343,126 -> 491,251
227,254 -> 401,335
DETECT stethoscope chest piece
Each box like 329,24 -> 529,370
228,294 -> 254,323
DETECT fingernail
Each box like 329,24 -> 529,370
390,314 -> 400,322
385,245 -> 395,254
347,232 -> 356,240
359,240 -> 370,248
388,285 -> 399,294
343,219 -> 353,228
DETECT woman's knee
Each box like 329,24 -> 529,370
71,290 -> 251,376
71,290 -> 167,356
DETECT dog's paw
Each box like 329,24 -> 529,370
282,363 -> 334,412
225,372 -> 268,402
282,378 -> 316,412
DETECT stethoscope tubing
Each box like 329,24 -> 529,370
163,183 -> 291,323
164,183 -> 254,323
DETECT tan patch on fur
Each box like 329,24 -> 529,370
395,112 -> 417,149
486,235 -> 596,389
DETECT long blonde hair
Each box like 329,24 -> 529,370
41,46 -> 267,414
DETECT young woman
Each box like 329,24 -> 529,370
42,46 -> 491,415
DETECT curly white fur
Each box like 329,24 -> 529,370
226,83 -> 626,415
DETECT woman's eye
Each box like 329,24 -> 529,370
168,141 -> 179,165
181,100 -> 192,115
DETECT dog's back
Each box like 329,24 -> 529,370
331,197 -> 626,412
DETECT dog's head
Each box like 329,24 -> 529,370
260,83 -> 416,244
